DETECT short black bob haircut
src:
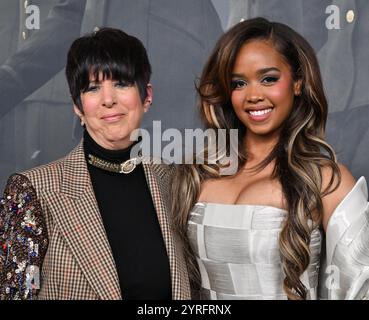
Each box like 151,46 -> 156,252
66,27 -> 152,112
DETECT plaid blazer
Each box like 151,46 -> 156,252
0,142 -> 190,300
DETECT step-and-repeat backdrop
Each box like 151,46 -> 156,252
0,0 -> 368,190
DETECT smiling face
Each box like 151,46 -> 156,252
74,76 -> 152,150
231,40 -> 301,140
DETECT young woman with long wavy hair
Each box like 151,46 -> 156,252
172,18 -> 369,300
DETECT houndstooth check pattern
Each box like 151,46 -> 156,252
0,141 -> 190,300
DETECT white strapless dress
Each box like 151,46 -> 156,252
188,177 -> 369,300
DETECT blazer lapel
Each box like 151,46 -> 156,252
43,142 -> 121,300
142,163 -> 190,299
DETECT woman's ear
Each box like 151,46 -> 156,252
143,84 -> 153,112
294,79 -> 302,96
73,105 -> 85,126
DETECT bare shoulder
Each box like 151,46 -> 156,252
321,163 -> 356,231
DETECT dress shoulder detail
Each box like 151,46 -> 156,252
322,177 -> 369,299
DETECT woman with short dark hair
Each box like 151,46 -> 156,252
0,28 -> 190,300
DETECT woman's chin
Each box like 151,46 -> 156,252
245,125 -> 280,139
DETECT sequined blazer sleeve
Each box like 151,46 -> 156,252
0,174 -> 48,300
319,177 -> 369,300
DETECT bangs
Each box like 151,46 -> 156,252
77,37 -> 137,93
66,27 -> 151,110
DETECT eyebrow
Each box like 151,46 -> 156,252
232,67 -> 281,78
88,79 -> 111,85
88,79 -> 101,84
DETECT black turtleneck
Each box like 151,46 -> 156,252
83,130 -> 172,300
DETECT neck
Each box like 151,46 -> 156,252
83,129 -> 139,163
244,131 -> 280,166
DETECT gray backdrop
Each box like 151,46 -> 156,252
0,0 -> 368,191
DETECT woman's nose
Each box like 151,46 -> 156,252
101,83 -> 117,107
246,85 -> 264,103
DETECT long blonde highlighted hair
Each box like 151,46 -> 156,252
172,17 -> 340,300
